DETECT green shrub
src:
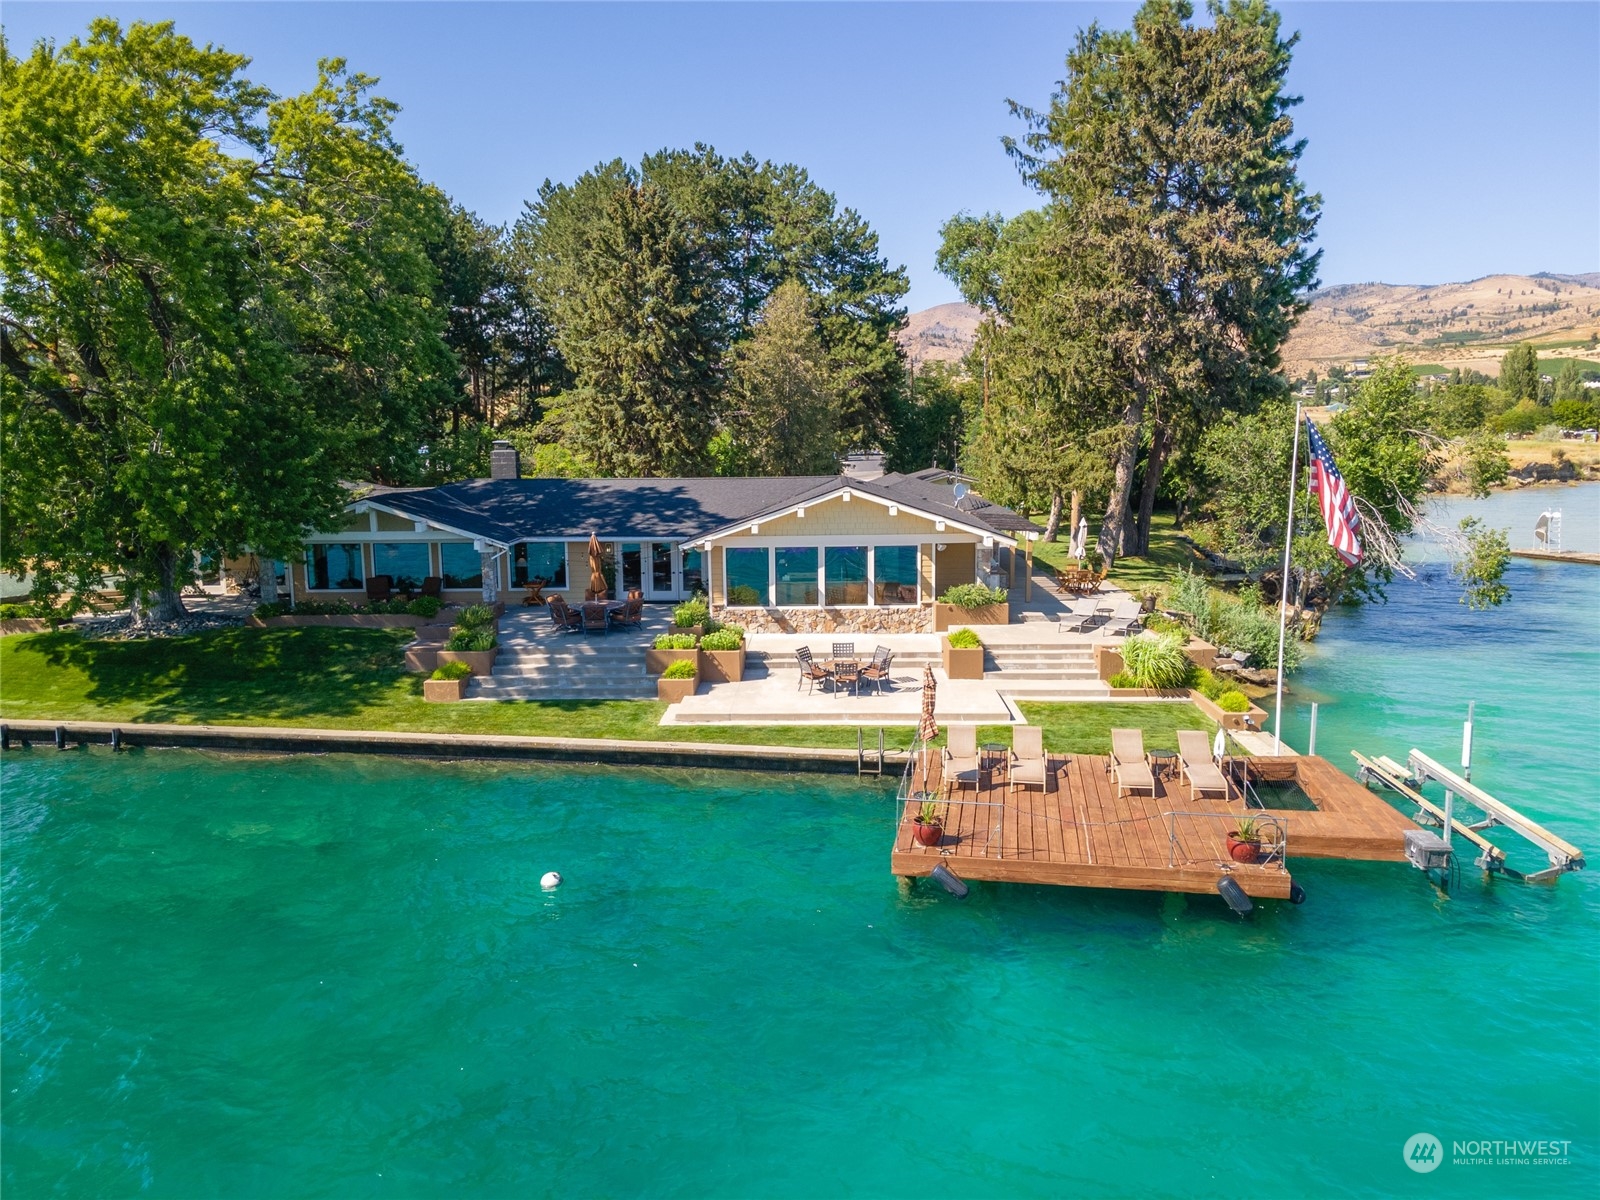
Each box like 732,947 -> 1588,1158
406,596 -> 443,618
1551,398 -> 1600,429
661,658 -> 698,679
1142,612 -> 1189,637
456,603 -> 496,630
1215,601 -> 1299,671
653,633 -> 697,650
445,628 -> 497,652
364,598 -> 411,615
673,596 -> 710,628
699,628 -> 744,651
946,628 -> 982,649
938,583 -> 1007,609
430,660 -> 472,681
253,602 -> 289,619
1107,671 -> 1139,689
1217,690 -> 1252,713
726,585 -> 762,606
1118,630 -> 1195,689
1192,668 -> 1227,701
1167,569 -> 1220,641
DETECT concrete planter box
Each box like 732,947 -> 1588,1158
645,647 -> 700,676
1107,687 -> 1192,700
699,647 -> 746,683
657,674 -> 699,704
1097,638 -> 1220,682
941,637 -> 986,681
0,618 -> 55,636
435,647 -> 498,677
417,622 -> 456,642
933,602 -> 1009,632
423,677 -> 469,702
404,643 -> 441,674
248,613 -> 431,629
1185,637 -> 1218,669
1190,688 -> 1268,731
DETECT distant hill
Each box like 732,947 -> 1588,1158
899,273 -> 1600,378
898,301 -> 980,368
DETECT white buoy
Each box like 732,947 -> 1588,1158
540,871 -> 563,890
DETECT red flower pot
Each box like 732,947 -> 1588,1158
1226,834 -> 1261,863
913,819 -> 943,847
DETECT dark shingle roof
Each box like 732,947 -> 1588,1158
368,473 -> 1041,544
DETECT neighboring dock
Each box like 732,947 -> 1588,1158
1508,548 -> 1600,565
892,750 -> 1417,900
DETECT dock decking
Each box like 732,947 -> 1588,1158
892,751 -> 1417,899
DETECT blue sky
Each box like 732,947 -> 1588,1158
6,2 -> 1598,310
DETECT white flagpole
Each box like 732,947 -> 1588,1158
1273,403 -> 1303,755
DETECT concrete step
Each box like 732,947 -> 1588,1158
984,668 -> 1102,681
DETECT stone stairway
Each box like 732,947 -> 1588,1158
468,630 -> 660,701
983,642 -> 1110,701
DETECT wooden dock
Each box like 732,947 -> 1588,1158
1509,548 -> 1600,566
892,751 -> 1418,899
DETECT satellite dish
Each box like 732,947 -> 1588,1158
1534,512 -> 1551,546
952,481 -> 970,503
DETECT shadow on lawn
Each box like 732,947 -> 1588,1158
30,627 -> 418,723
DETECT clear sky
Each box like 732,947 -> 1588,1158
6,1 -> 1597,311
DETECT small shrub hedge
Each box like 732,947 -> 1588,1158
938,583 -> 1007,609
1192,668 -> 1227,701
1216,690 -> 1252,713
445,628 -> 497,652
661,658 -> 698,679
1108,671 -> 1139,689
407,596 -> 443,618
673,596 -> 710,628
1141,612 -> 1189,638
430,660 -> 473,681
699,627 -> 744,651
456,603 -> 496,630
946,628 -> 982,649
653,633 -> 697,650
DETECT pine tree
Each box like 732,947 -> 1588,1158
1498,344 -> 1541,402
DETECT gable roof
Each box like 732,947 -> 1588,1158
357,473 -> 1041,546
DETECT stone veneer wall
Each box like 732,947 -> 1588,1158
721,605 -> 931,634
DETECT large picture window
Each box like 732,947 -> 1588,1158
514,543 -> 567,588
681,548 -> 705,595
724,548 -> 769,606
306,543 -> 363,590
774,547 -> 818,606
439,543 -> 484,589
874,545 -> 919,605
371,543 -> 430,591
825,546 -> 868,606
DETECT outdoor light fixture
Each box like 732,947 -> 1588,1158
935,521 -> 945,532
888,505 -> 898,516
750,524 -> 760,534
842,490 -> 852,502
797,507 -> 806,518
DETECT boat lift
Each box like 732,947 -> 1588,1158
1353,705 -> 1586,884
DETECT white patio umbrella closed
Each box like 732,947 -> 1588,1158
1069,516 -> 1089,561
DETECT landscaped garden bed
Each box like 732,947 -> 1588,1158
931,584 -> 1009,632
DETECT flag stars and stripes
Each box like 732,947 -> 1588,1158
1304,419 -> 1363,565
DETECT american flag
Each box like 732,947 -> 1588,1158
1305,419 -> 1363,565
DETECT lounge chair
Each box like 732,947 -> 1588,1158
858,647 -> 893,695
795,647 -> 832,693
941,724 -> 982,797
547,595 -> 582,633
1103,599 -> 1144,637
1009,725 -> 1050,797
366,574 -> 393,603
420,576 -> 443,599
580,601 -> 609,635
1058,601 -> 1099,634
1176,730 -> 1231,802
1110,727 -> 1156,798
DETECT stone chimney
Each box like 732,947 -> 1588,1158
489,440 -> 521,480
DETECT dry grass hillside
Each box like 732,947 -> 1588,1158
1282,273 -> 1600,377
897,301 -> 980,368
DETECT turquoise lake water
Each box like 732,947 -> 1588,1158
4,487 -> 1598,1197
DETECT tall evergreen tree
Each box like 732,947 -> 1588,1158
1007,0 -> 1321,562
1498,343 -> 1541,403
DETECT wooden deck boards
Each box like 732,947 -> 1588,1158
892,752 -> 1417,897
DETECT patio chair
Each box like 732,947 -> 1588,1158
831,659 -> 861,697
941,724 -> 982,797
1176,730 -> 1231,802
1058,601 -> 1098,635
580,601 -> 610,635
523,576 -> 548,606
366,574 -> 393,603
614,596 -> 644,629
1009,725 -> 1050,797
420,576 -> 443,599
832,642 -> 855,661
858,647 -> 893,695
547,595 -> 582,633
1104,599 -> 1144,637
1109,727 -> 1156,798
795,646 -> 832,694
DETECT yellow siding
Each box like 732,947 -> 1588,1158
918,544 -> 935,597
373,510 -> 417,532
935,543 -> 976,592
750,496 -> 941,538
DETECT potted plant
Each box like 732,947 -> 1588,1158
657,657 -> 699,704
435,625 -> 499,676
423,659 -> 472,702
933,583 -> 1009,631
646,632 -> 701,675
912,797 -> 944,847
1226,817 -> 1262,863
941,627 -> 985,680
698,625 -> 746,682
673,595 -> 710,637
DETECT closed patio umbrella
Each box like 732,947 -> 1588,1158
918,664 -> 939,789
586,533 -> 607,600
1069,516 -> 1088,561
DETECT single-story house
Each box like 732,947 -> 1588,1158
278,445 -> 1039,633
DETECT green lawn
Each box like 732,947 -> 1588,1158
1029,510 -> 1205,594
0,628 -> 1216,754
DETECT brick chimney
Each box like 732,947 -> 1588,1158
489,440 -> 521,480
